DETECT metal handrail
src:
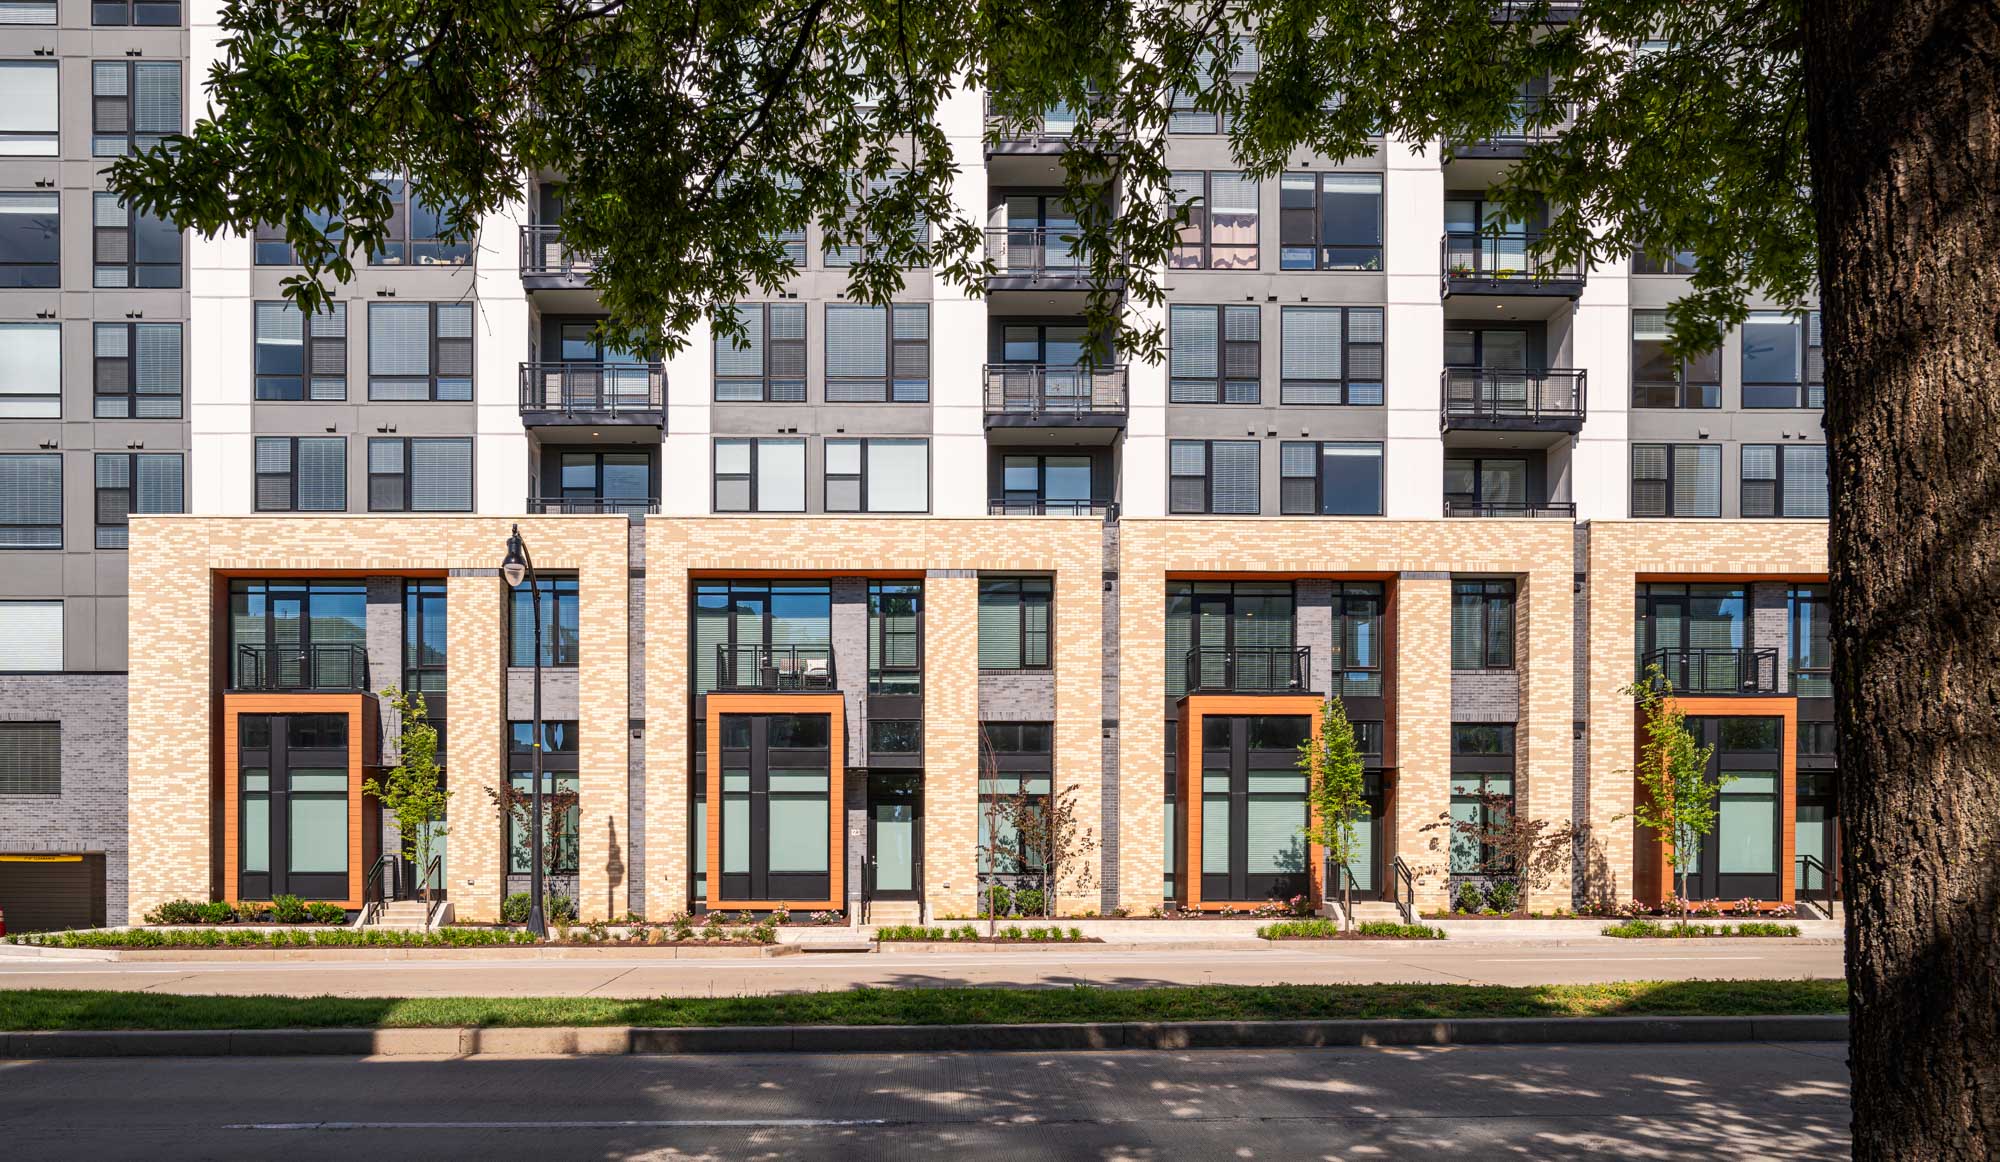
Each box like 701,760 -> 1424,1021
1443,500 -> 1578,519
1491,1 -> 1582,23
1451,96 -> 1576,148
518,224 -> 597,278
982,363 -> 1128,416
1391,857 -> 1415,926
518,361 -> 665,415
232,643 -> 369,692
1439,231 -> 1585,283
1440,368 -> 1587,423
987,499 -> 1119,519
984,227 -> 1103,279
1183,646 -> 1311,694
714,643 -> 838,692
526,496 -> 661,515
364,853 -> 399,908
1643,647 -> 1781,695
420,852 -> 443,907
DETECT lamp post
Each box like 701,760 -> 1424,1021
501,524 -> 547,939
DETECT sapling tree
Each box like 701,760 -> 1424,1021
1301,696 -> 1367,930
990,780 -> 1099,919
1620,665 -> 1724,929
486,777 -> 581,885
361,686 -> 450,905
1420,793 -> 1578,913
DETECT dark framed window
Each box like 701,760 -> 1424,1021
1631,309 -> 1721,408
91,60 -> 180,157
253,208 -> 342,266
824,172 -> 927,268
367,437 -> 473,512
403,580 -> 447,696
868,582 -> 922,696
1788,584 -> 1831,698
1449,724 -> 1516,874
1630,443 -> 1720,517
93,193 -> 180,288
92,0 -> 180,24
1443,456 -> 1529,513
1631,245 -> 1697,275
869,719 -> 921,754
368,302 -> 472,401
1741,444 -> 1828,519
1165,580 -> 1297,697
93,452 -> 182,549
825,304 -> 929,403
507,720 -> 579,875
713,437 -> 805,512
1279,441 -> 1383,516
1279,307 -> 1384,404
0,192 -> 59,288
227,581 -> 367,691
1333,582 -> 1385,697
1169,171 -> 1258,269
0,722 -> 59,794
365,174 -> 469,266
825,437 -> 929,513
254,436 -> 346,513
1167,36 -> 1257,134
236,713 -> 351,900
5,1 -> 56,23
0,453 -> 63,548
1451,580 -> 1516,670
716,713 -> 834,901
255,301 -> 347,401
93,321 -> 182,418
1169,439 -> 1259,514
545,448 -> 654,514
1,322 -> 60,418
980,721 -> 1053,876
508,576 -> 579,668
1279,172 -> 1383,270
996,454 -> 1093,514
713,303 -> 806,402
1168,304 -> 1260,404
0,61 -> 57,156
1742,311 -> 1824,408
978,577 -> 1052,670
692,582 -> 832,695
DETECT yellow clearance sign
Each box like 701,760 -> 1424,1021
0,854 -> 84,862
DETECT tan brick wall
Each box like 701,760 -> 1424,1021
1393,576 -> 1453,911
1519,566 -> 1575,910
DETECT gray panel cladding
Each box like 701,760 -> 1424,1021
0,673 -> 131,925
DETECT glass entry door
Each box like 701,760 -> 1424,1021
1198,715 -> 1312,902
867,774 -> 922,901
237,713 -> 351,902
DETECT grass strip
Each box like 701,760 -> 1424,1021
0,980 -> 1846,1033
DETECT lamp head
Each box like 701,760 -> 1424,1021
502,528 -> 528,588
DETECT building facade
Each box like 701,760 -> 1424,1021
0,2 -> 1834,929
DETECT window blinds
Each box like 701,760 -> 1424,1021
0,322 -> 58,418
0,453 -> 60,547
0,601 -> 60,670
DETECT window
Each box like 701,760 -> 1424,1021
868,582 -> 922,695
0,192 -> 59,288
1169,439 -> 1259,514
0,722 -> 58,794
368,303 -> 472,400
1789,584 -> 1831,698
1168,35 -> 1257,134
4,1 -> 56,24
1166,581 -> 1297,696
1635,583 -> 1749,687
93,193 -> 180,288
254,436 -> 346,512
712,437 -> 805,512
824,304 -> 929,402
1280,441 -> 1384,516
1449,724 -> 1516,874
253,208 -> 342,266
1631,310 -> 1721,408
1448,580 -> 1516,670
403,580 -> 447,696
980,721 -> 1052,877
0,322 -> 59,418
0,61 -> 57,156
507,721 -> 579,875
1279,172 -> 1383,270
825,437 -> 928,512
1632,245 -> 1697,275
1443,456 -> 1529,514
1279,307 -> 1384,404
254,302 -> 347,401
1742,311 -> 1824,408
366,175 -> 469,265
367,438 -> 473,512
1630,443 -> 1720,517
1170,171 -> 1258,269
91,60 -> 179,156
93,452 -> 182,548
508,576 -> 579,667
93,0 -> 180,23
94,321 -> 182,418
1168,305 -> 1260,403
995,454 -> 1092,514
1333,582 -> 1384,697
0,601 -> 61,670
824,172 -> 927,268
0,454 -> 61,548
545,449 -> 653,514
713,303 -> 805,402
978,577 -> 1052,670
1741,444 -> 1828,519
693,582 -> 832,695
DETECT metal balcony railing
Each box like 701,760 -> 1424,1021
1643,647 -> 1781,696
714,643 -> 838,692
984,105 -> 1080,149
985,227 -> 1094,280
1492,1 -> 1582,23
982,363 -> 1128,418
1440,368 -> 1587,424
518,224 -> 597,279
518,362 -> 665,417
526,497 -> 660,516
1183,646 -> 1312,695
1451,97 -> 1575,151
233,643 -> 370,692
1440,231 -> 1585,286
1443,500 -> 1578,518
987,499 -> 1119,519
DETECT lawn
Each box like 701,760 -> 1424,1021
0,979 -> 1847,1033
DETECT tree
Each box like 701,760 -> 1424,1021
360,687 -> 450,905
1301,696 -> 1367,929
1617,666 -> 1723,929
111,2 -> 2000,1149
1419,792 -> 1578,911
486,777 -> 580,884
987,780 -> 1098,919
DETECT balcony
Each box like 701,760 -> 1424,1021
1492,1 -> 1581,23
1444,500 -> 1577,519
518,224 -> 597,291
526,497 -> 660,516
1184,647 -> 1313,696
1439,368 -> 1586,440
984,104 -> 1083,156
1439,232 -> 1585,301
985,228 -> 1117,294
1643,648 -> 1781,696
232,644 -> 370,693
714,644 -> 838,693
988,499 -> 1119,519
1448,98 -> 1574,161
518,362 -> 665,429
983,364 -> 1127,434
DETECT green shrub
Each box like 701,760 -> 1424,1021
196,901 -> 236,924
1356,921 -> 1447,940
1259,919 -> 1340,939
500,893 -> 531,924
142,899 -> 205,925
305,902 -> 348,925
749,921 -> 778,944
8,927 -> 536,950
549,895 -> 578,923
269,895 -> 310,924
232,901 -> 272,923
1453,882 -> 1485,914
1484,880 -> 1520,915
1602,919 -> 1801,938
1067,926 -> 1083,941
1734,921 -> 1802,937
1012,889 -> 1046,917
1260,919 -> 1446,940
955,924 -> 979,940
982,884 -> 1013,918
1000,924 -> 1024,939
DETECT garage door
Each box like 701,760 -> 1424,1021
0,855 -> 106,933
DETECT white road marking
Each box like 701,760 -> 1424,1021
226,1118 -> 890,1131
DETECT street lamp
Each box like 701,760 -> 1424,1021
501,524 -> 547,939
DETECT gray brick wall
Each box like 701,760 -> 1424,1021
1100,521 -> 1121,908
1451,670 -> 1520,722
507,667 -> 581,722
1751,581 -> 1790,692
0,674 -> 129,924
1297,579 -> 1334,694
977,671 -> 1056,720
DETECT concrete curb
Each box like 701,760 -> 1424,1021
2,1014 -> 1847,1059
0,944 -> 800,962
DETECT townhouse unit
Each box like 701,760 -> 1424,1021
1,1 -> 1835,930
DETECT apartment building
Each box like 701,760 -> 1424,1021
4,2 -> 1835,930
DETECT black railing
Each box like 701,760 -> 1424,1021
1440,231 -> 1585,285
985,227 -> 1098,279
1492,1 -> 1582,23
983,363 -> 1128,417
365,854 -> 399,910
1444,500 -> 1578,519
987,499 -> 1118,519
984,105 -> 1083,149
1792,666 -> 1834,699
1391,857 -> 1416,925
233,643 -> 369,692
1183,646 -> 1311,695
518,224 -> 597,279
527,497 -> 660,516
518,361 -> 665,417
1796,853 -> 1837,918
1451,97 -> 1575,150
1440,368 -> 1587,424
714,643 -> 837,692
1643,647 -> 1781,695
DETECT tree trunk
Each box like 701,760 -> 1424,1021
1805,3 -> 2000,1155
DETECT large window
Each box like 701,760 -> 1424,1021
1279,307 -> 1384,406
1279,441 -> 1383,516
367,438 -> 473,512
978,577 -> 1052,670
546,449 -> 654,514
5,1 -> 56,23
713,303 -> 806,402
995,454 -> 1092,514
0,61 -> 57,156
824,173 -> 926,268
507,721 -> 579,874
1635,583 -> 1748,687
1168,36 -> 1257,134
1632,245 -> 1697,275
0,722 -> 59,795
93,0 -> 180,23
93,452 -> 182,548
1197,714 -> 1312,902
1741,444 -> 1828,519
825,437 -> 928,513
254,436 -> 346,512
1444,456 -> 1529,515
0,601 -> 61,671
1631,309 -> 1721,408
93,194 -> 180,288
1451,580 -> 1516,670
1630,443 -> 1720,517
824,304 -> 929,403
1168,305 -> 1260,404
1788,584 -> 1831,698
0,192 -> 58,288
693,582 -> 832,695
868,582 -> 922,696
94,321 -> 182,418
1165,581 -> 1296,697
508,576 -> 579,667
1170,171 -> 1258,269
91,60 -> 179,156
368,302 -> 472,400
253,208 -> 342,266
0,322 -> 59,418
0,453 -> 62,548
1449,724 -> 1516,874
1279,172 -> 1383,270
403,580 -> 447,696
1742,311 -> 1824,408
1169,439 -> 1259,514
713,437 -> 805,512
1333,582 -> 1385,697
366,175 -> 470,266
980,722 -> 1052,877
255,302 -> 347,401
228,581 -> 367,690
717,713 -> 833,901
237,714 -> 350,901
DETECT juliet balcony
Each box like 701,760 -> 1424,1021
1183,647 -> 1315,696
1643,647 -> 1782,696
231,644 -> 370,693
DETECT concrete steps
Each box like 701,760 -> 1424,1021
368,901 -> 433,932
865,900 -> 923,927
1345,901 -> 1407,924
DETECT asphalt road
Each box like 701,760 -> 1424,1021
0,1040 -> 1851,1160
0,940 -> 1845,998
